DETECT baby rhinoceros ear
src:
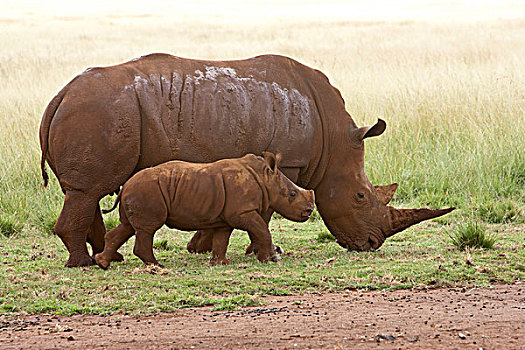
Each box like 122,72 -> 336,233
262,151 -> 282,174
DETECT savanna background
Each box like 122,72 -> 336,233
0,0 -> 524,314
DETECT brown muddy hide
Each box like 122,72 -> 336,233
315,119 -> 455,251
317,184 -> 393,251
318,181 -> 455,251
262,152 -> 315,222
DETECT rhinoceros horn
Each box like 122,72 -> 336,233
386,206 -> 455,238
375,183 -> 398,205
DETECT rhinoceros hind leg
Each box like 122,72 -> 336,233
187,230 -> 213,253
87,204 -> 106,255
210,227 -> 233,266
133,229 -> 162,266
87,205 -> 124,262
55,191 -> 100,267
95,222 -> 134,269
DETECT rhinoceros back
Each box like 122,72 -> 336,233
119,54 -> 320,175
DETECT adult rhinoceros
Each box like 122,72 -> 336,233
40,53 -> 453,267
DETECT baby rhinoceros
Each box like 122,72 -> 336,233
95,152 -> 315,269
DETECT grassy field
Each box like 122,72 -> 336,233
0,2 -> 524,314
1,220 -> 524,315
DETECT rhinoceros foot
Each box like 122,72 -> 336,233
111,252 -> 124,262
92,251 -> 123,263
251,244 -> 282,263
187,231 -> 213,253
65,253 -> 95,267
246,243 -> 283,256
255,251 -> 281,263
209,257 -> 230,266
94,253 -> 111,270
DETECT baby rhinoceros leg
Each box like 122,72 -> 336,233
209,227 -> 233,266
234,211 -> 279,263
121,179 -> 168,267
133,229 -> 163,267
88,207 -> 124,263
243,210 -> 283,259
95,222 -> 134,269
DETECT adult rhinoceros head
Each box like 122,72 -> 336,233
314,119 -> 454,251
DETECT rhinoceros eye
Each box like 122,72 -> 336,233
357,192 -> 365,199
290,191 -> 297,198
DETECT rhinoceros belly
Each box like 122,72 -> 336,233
160,165 -> 228,230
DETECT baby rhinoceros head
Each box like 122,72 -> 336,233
261,152 -> 315,222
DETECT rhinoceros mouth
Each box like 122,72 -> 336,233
344,234 -> 383,252
325,220 -> 385,252
364,233 -> 384,251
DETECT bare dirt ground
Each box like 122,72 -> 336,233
1,283 -> 524,349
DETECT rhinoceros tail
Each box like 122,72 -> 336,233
102,192 -> 122,214
39,88 -> 67,188
40,158 -> 49,188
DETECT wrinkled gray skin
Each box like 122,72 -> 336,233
40,53 -> 454,267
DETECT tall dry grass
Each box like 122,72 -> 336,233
0,10 -> 524,235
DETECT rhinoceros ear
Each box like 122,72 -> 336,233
351,119 -> 387,142
375,183 -> 398,205
262,151 -> 279,173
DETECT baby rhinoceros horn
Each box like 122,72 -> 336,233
386,206 -> 455,237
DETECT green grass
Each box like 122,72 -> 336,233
450,222 -> 497,250
153,239 -> 172,251
0,219 -> 523,315
316,229 -> 336,243
0,215 -> 23,237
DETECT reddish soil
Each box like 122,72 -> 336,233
1,283 -> 524,349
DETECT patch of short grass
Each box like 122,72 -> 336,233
153,239 -> 171,251
475,199 -> 523,224
38,215 -> 56,235
449,222 -> 498,250
0,219 -> 523,315
316,230 -> 336,243
0,216 -> 22,237
211,294 -> 261,311
104,216 -> 120,231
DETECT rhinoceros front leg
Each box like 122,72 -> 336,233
55,190 -> 100,267
244,209 -> 284,256
233,211 -> 279,263
188,210 -> 283,256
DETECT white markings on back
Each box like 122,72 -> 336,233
188,66 -> 310,118
121,67 -> 312,142
134,75 -> 149,85
122,75 -> 152,91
